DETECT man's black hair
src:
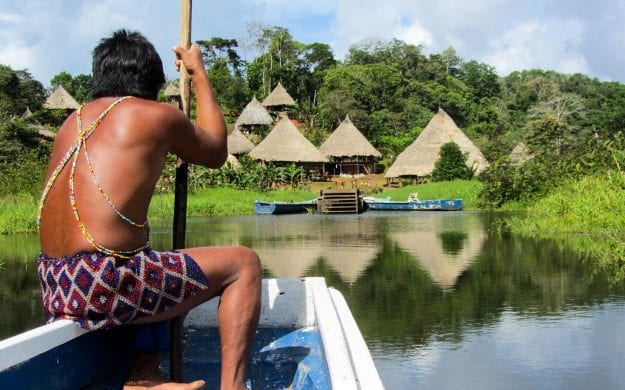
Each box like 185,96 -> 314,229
91,29 -> 165,100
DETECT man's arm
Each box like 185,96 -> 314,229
168,44 -> 227,168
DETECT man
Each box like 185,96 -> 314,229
37,29 -> 261,389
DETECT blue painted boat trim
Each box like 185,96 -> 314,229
365,198 -> 463,211
0,326 -> 139,389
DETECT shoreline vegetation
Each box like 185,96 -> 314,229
1,175 -> 623,282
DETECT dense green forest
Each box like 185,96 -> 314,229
1,23 -> 624,207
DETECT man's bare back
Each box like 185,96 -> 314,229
37,30 -> 259,390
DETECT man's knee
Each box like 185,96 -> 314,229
234,246 -> 261,279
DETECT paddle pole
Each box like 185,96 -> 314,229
170,0 -> 192,381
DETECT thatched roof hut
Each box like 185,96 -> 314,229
227,126 -> 255,155
509,142 -> 533,166
249,117 -> 328,163
163,82 -> 180,97
320,115 -> 381,159
262,82 -> 295,109
21,107 -> 33,118
43,86 -> 79,110
235,96 -> 273,126
385,108 -> 489,178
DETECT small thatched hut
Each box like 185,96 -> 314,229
319,115 -> 382,176
235,96 -> 273,129
385,108 -> 489,179
227,126 -> 255,156
43,86 -> 79,110
250,116 -> 327,176
262,82 -> 295,115
163,82 -> 180,97
509,142 -> 533,166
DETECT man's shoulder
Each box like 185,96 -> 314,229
127,98 -> 188,127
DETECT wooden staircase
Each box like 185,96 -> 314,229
317,189 -> 364,214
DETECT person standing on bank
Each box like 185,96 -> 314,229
37,29 -> 261,389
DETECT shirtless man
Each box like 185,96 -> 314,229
37,30 -> 261,389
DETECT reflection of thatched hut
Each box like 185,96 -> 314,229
227,126 -> 255,156
235,96 -> 273,130
43,86 -> 79,110
509,142 -> 533,166
250,117 -> 327,175
391,213 -> 485,289
262,82 -> 295,115
320,115 -> 382,176
385,108 -> 489,179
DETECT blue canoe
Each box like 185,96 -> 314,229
255,200 -> 317,215
0,277 -> 383,389
364,196 -> 463,211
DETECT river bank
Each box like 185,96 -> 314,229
0,179 -> 482,234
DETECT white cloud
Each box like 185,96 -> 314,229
485,19 -> 590,76
394,22 -> 435,47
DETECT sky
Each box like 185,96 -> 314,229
1,0 -> 625,88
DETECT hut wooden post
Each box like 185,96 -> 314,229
170,0 -> 192,382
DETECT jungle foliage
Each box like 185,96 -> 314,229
1,23 -> 625,206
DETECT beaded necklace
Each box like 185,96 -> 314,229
37,96 -> 150,258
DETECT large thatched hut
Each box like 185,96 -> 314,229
43,86 -> 79,110
319,115 -> 382,176
250,116 -> 327,176
227,126 -> 255,156
385,108 -> 489,179
262,82 -> 295,115
235,96 -> 273,128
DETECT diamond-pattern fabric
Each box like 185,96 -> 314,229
38,248 -> 210,330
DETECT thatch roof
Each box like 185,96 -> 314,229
385,108 -> 489,178
21,107 -> 33,118
163,82 -> 180,97
249,117 -> 328,163
509,142 -> 533,166
262,82 -> 295,108
43,86 -> 79,110
227,127 -> 255,155
37,127 -> 57,140
319,115 -> 382,158
225,154 -> 240,169
235,96 -> 273,126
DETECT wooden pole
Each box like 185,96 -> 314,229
173,0 -> 192,251
170,0 -> 192,382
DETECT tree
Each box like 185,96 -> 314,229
0,65 -> 46,120
431,142 -> 474,181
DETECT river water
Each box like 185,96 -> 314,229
2,211 -> 625,389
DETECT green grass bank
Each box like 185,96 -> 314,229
0,180 -> 483,235
508,171 -> 625,283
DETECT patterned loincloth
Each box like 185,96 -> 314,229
37,248 -> 210,330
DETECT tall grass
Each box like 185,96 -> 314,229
0,193 -> 38,234
510,171 -> 625,235
508,171 -> 625,284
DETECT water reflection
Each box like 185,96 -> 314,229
387,213 -> 486,290
2,212 -> 625,389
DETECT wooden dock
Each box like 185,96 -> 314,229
317,189 -> 364,214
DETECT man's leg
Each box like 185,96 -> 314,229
129,246 -> 262,390
181,246 -> 262,389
